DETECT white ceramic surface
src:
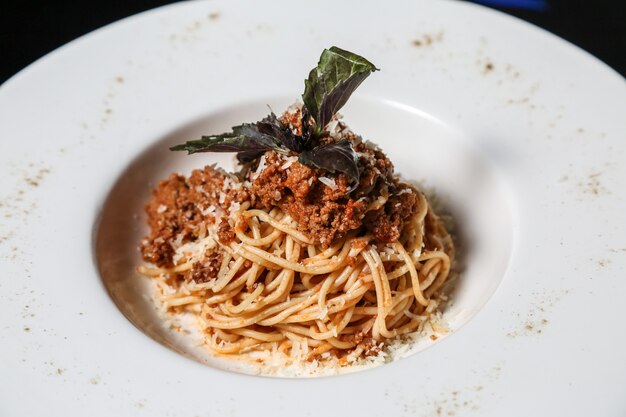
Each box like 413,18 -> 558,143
1,0 -> 625,416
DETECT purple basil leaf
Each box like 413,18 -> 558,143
236,150 -> 267,163
257,112 -> 305,153
169,121 -> 285,156
299,104 -> 312,149
298,138 -> 360,192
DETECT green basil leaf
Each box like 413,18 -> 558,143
302,46 -> 378,132
298,138 -> 360,191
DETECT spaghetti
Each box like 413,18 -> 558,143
138,137 -> 455,364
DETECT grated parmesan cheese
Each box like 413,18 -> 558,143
318,176 -> 338,190
228,201 -> 241,216
251,155 -> 267,180
326,120 -> 339,135
280,156 -> 298,170
286,103 -> 300,115
201,205 -> 216,217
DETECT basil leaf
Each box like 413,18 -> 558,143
299,104 -> 312,149
257,112 -> 305,153
298,138 -> 360,191
236,149 -> 267,163
170,121 -> 286,157
302,46 -> 378,132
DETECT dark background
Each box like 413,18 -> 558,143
1,0 -> 625,84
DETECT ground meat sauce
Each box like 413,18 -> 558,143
363,182 -> 418,243
141,168 -> 247,267
217,217 -> 235,244
186,252 -> 223,283
248,152 -> 366,247
141,106 -> 421,267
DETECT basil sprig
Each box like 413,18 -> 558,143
171,47 -> 379,191
302,46 -> 378,134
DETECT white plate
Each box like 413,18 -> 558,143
1,0 -> 625,415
